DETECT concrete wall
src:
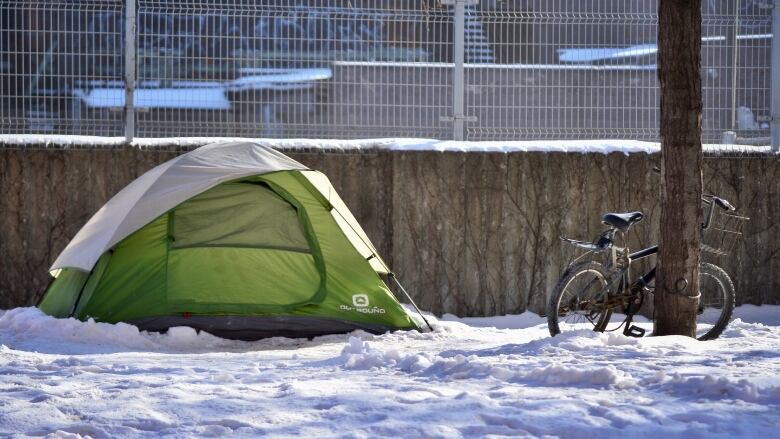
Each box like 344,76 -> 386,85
1,146 -> 777,316
390,151 -> 779,316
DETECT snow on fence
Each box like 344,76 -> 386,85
0,0 -> 774,150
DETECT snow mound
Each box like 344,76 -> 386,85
440,311 -> 546,329
521,363 -> 634,388
731,305 -> 780,326
720,318 -> 780,339
0,307 -> 260,353
340,335 -> 635,389
341,336 -> 434,373
657,374 -> 780,404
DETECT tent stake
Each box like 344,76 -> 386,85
389,273 -> 434,332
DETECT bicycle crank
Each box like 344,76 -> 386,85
622,288 -> 646,338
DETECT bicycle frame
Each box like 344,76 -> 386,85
628,245 -> 657,292
568,192 -> 732,294
559,193 -> 737,336
605,194 -> 732,296
551,191 -> 743,339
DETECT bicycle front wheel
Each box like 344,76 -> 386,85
696,262 -> 735,340
547,260 -> 615,336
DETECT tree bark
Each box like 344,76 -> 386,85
654,0 -> 703,338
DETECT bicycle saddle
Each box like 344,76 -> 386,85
602,211 -> 644,231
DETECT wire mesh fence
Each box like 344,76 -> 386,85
130,0 -> 456,139
1,0 -> 125,136
0,0 -> 774,146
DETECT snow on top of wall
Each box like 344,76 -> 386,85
389,138 -> 664,153
0,135 -> 773,155
0,135 -> 129,147
0,135 -> 393,151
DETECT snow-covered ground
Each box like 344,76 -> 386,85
1,305 -> 779,438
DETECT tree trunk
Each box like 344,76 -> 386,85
654,0 -> 703,338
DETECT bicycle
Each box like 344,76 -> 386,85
547,193 -> 748,340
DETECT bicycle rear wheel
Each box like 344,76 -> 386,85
547,261 -> 616,336
696,262 -> 735,340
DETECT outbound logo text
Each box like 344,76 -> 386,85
340,293 -> 386,314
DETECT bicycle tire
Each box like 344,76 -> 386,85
696,262 -> 735,341
547,260 -> 615,336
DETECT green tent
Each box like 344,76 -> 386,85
39,141 -> 421,339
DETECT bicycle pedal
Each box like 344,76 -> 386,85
624,325 -> 646,338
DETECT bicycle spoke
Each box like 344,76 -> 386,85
550,263 -> 618,333
695,265 -> 733,340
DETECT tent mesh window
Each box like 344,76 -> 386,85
170,182 -> 310,253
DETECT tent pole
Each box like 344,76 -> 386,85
69,268 -> 94,318
389,273 -> 434,332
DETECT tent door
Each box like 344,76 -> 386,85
165,182 -> 321,312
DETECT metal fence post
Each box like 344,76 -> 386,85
728,0 -> 740,130
772,0 -> 780,152
441,0 -> 477,141
452,0 -> 466,141
125,0 -> 136,143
